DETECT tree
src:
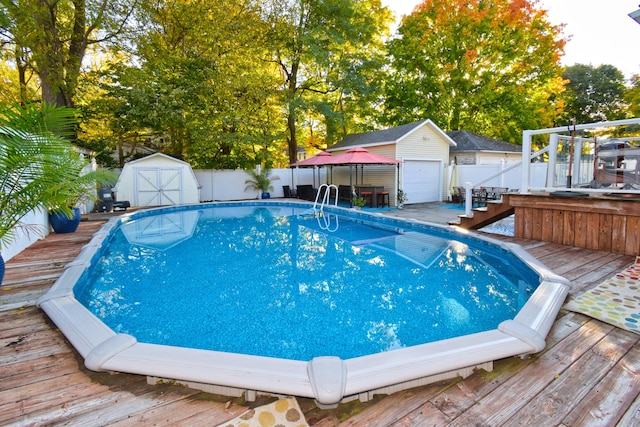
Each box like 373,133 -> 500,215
263,0 -> 392,164
558,64 -> 629,125
626,74 -> 640,119
81,0 -> 286,169
0,0 -> 136,108
384,0 -> 566,142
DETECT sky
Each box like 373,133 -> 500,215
381,0 -> 640,79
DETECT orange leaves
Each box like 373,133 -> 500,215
464,49 -> 479,63
386,0 -> 567,141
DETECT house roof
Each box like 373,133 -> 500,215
447,130 -> 521,153
327,120 -> 456,151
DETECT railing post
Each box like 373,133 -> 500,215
573,138 -> 583,185
521,130 -> 532,194
465,183 -> 473,217
547,134 -> 559,187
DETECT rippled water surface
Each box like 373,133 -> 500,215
75,204 -> 538,361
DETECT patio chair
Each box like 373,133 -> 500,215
338,185 -> 352,202
472,188 -> 487,207
453,186 -> 465,205
377,191 -> 390,208
360,191 -> 373,208
282,185 -> 298,198
296,185 -> 316,201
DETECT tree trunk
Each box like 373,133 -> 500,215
287,105 -> 297,165
34,0 -> 87,109
286,61 -> 300,165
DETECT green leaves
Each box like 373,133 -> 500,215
559,64 -> 629,125
0,103 -> 115,246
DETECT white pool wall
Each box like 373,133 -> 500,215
37,201 -> 571,406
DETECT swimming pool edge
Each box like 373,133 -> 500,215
36,201 -> 572,407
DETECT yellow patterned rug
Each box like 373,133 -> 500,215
217,397 -> 309,427
564,256 -> 640,334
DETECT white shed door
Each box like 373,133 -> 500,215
402,160 -> 441,203
135,167 -> 183,206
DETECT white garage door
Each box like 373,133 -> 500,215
402,160 -> 441,203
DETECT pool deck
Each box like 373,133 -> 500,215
2,203 -> 640,426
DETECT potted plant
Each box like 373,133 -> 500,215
397,189 -> 408,209
244,167 -> 279,199
46,153 -> 116,234
352,196 -> 366,209
0,102 -> 115,285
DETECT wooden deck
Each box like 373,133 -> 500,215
2,217 -> 640,426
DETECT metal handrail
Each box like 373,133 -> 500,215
312,183 -> 339,214
463,146 -> 550,217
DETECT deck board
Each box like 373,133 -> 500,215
1,216 -> 639,426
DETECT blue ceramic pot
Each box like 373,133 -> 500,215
261,192 -> 271,199
49,207 -> 81,234
0,252 -> 4,286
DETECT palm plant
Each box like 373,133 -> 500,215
0,103 -> 115,283
244,168 -> 279,198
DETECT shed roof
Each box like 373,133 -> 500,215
447,130 -> 521,153
328,120 -> 456,151
123,152 -> 192,166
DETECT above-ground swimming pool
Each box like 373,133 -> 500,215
38,201 -> 571,406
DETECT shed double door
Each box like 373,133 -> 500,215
134,167 -> 183,206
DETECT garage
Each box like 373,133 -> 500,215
402,160 -> 442,204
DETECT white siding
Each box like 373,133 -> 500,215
396,125 -> 451,202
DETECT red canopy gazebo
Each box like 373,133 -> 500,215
289,151 -> 334,167
289,151 -> 334,189
330,147 -> 401,166
290,147 -> 401,206
329,147 -> 401,206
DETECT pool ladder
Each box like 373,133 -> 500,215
299,184 -> 339,231
313,184 -> 338,213
314,184 -> 339,231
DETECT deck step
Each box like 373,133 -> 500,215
451,194 -> 514,230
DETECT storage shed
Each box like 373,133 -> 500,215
114,153 -> 201,207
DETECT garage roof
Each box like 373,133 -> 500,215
447,130 -> 521,153
328,119 -> 456,151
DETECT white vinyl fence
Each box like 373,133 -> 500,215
195,167 -> 325,201
450,161 -> 548,195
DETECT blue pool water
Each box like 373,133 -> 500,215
74,203 -> 539,361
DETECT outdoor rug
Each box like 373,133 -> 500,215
437,203 -> 465,211
564,256 -> 640,334
217,397 -> 309,427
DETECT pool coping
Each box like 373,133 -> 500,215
37,201 -> 571,406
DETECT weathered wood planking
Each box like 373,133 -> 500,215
510,194 -> 640,255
